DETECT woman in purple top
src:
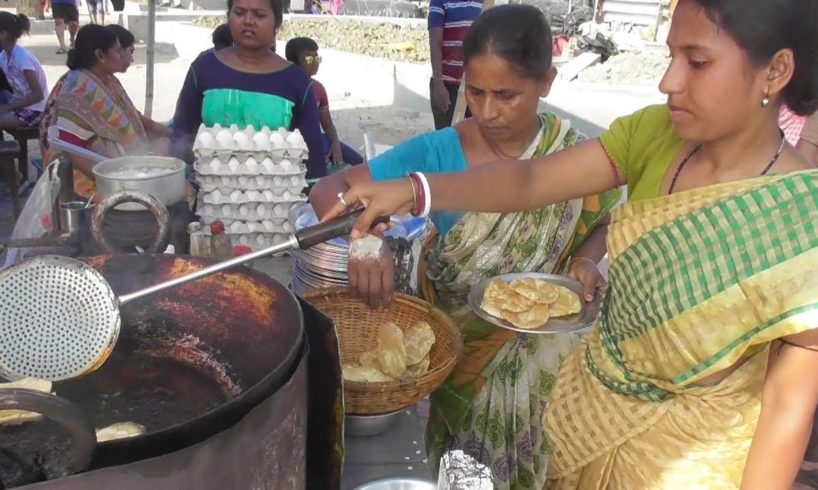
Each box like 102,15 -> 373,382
170,0 -> 325,179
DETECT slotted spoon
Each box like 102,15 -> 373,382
0,211 -> 375,382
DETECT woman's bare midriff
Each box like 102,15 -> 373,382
693,356 -> 750,386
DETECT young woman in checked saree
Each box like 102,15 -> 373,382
327,0 -> 818,488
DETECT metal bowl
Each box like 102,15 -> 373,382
93,156 -> 187,211
345,410 -> 403,437
354,478 -> 437,490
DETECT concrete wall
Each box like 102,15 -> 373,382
393,61 -> 431,112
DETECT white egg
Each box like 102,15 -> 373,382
209,157 -> 222,172
245,158 -> 259,173
222,204 -> 233,215
213,123 -> 223,131
211,189 -> 223,202
256,235 -> 266,245
238,176 -> 250,186
238,235 -> 249,245
283,222 -> 294,232
216,130 -> 233,149
203,204 -> 214,215
233,133 -> 253,151
230,190 -> 242,203
255,176 -> 267,186
238,204 -> 250,217
273,176 -> 283,186
244,190 -> 257,201
197,132 -> 214,149
290,176 -> 300,186
229,124 -> 240,133
244,125 -> 255,137
252,132 -> 269,151
261,159 -> 275,173
274,204 -> 286,216
227,158 -> 240,173
247,222 -> 258,233
286,131 -> 305,149
233,131 -> 248,145
261,220 -> 273,232
256,203 -> 267,216
280,160 -> 294,172
261,126 -> 272,137
269,133 -> 285,149
263,190 -> 275,201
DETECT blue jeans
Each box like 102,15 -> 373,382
321,133 -> 364,165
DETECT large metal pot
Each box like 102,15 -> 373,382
0,253 -> 346,489
92,156 -> 186,211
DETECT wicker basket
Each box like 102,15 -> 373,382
301,288 -> 463,415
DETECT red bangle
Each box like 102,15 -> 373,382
409,173 -> 424,216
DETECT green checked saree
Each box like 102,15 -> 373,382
542,170 -> 818,489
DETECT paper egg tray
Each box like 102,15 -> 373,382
199,217 -> 294,235
197,174 -> 307,192
199,188 -> 306,205
198,201 -> 303,221
194,148 -> 309,162
193,125 -> 309,156
194,157 -> 307,176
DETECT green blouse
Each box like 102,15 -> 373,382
599,104 -> 684,202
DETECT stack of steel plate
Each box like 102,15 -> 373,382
289,203 -> 428,295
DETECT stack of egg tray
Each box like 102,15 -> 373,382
193,124 -> 310,250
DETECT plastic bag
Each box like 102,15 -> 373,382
3,163 -> 59,267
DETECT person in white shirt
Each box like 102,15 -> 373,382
0,12 -> 48,130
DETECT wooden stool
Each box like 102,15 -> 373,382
8,126 -> 41,183
0,140 -> 21,220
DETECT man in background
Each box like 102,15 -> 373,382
427,0 -> 482,129
52,0 -> 79,54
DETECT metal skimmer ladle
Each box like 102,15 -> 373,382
0,211 -> 376,382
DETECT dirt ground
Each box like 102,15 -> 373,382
577,50 -> 669,86
196,16 -> 431,63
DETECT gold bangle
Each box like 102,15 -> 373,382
408,176 -> 418,213
570,256 -> 597,268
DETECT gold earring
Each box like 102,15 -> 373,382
761,88 -> 770,108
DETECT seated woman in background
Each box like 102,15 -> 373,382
0,12 -> 48,130
39,24 -> 165,197
107,24 -> 173,140
310,6 -> 621,488
171,0 -> 325,179
285,37 -> 364,166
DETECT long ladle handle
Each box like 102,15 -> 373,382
118,210 -> 385,305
